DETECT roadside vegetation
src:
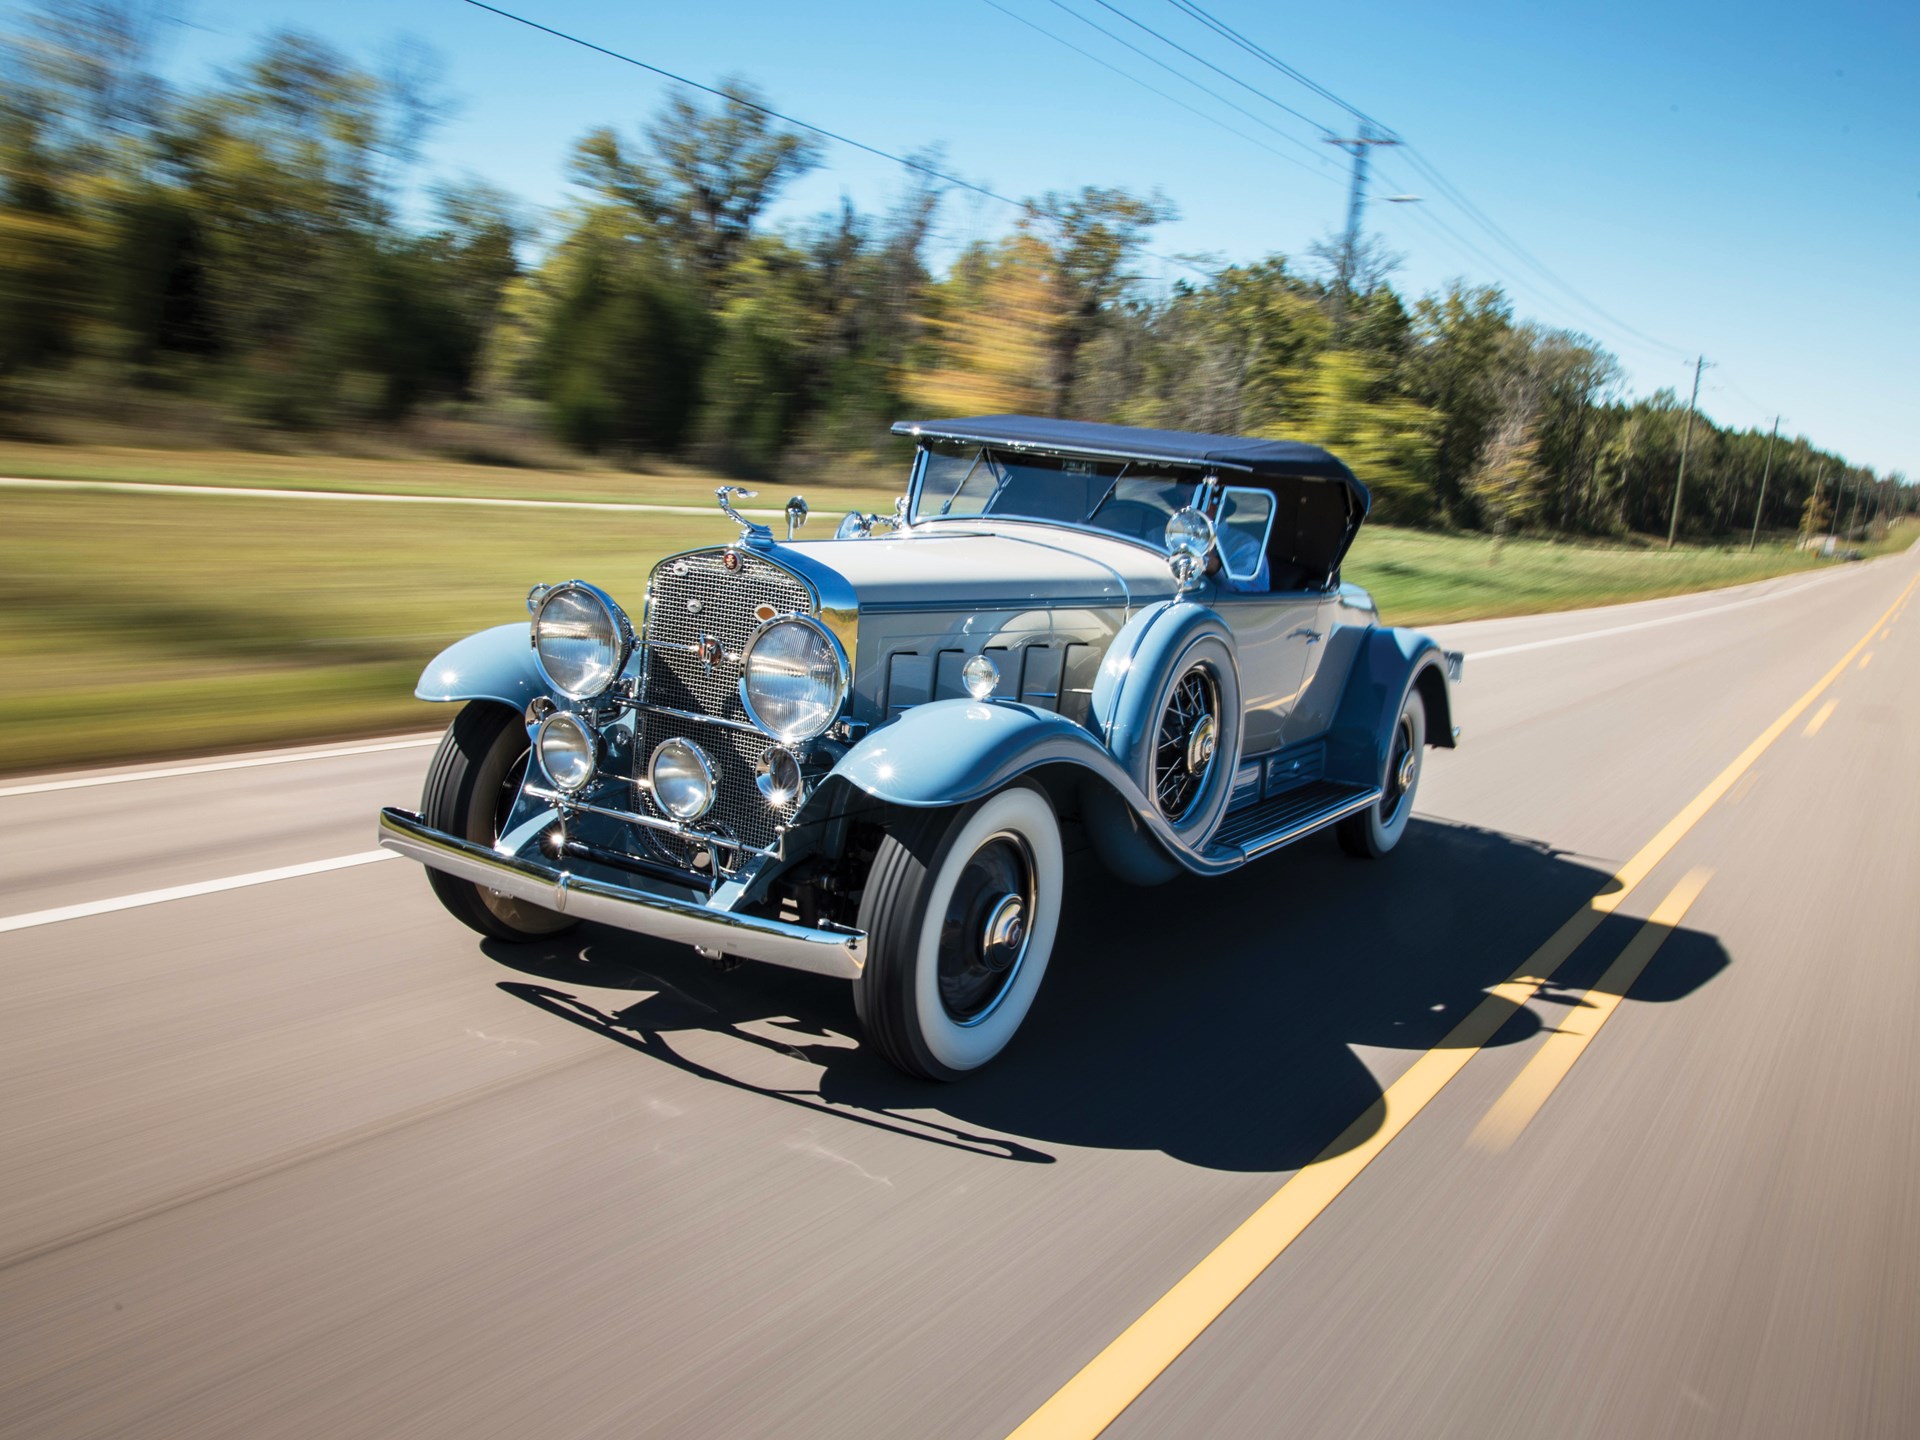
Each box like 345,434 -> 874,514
4,487 -> 1902,775
2,7 -> 1911,541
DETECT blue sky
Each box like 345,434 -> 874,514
116,0 -> 1919,475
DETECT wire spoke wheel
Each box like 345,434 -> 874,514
1152,665 -> 1221,822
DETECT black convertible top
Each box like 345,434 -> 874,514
892,414 -> 1367,502
893,414 -> 1371,587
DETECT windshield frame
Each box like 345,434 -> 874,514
907,442 -> 1213,553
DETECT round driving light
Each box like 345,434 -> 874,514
649,737 -> 717,821
536,712 -> 598,792
755,746 -> 804,806
532,581 -> 631,700
836,511 -> 870,540
962,653 -> 1000,700
740,616 -> 849,742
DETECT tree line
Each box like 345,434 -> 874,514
1,7 -> 1908,537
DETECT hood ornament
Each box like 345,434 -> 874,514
716,486 -> 773,547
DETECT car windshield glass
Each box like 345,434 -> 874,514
913,442 -> 1202,547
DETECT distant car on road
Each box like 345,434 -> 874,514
379,416 -> 1462,1078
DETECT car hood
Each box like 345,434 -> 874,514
784,523 -> 1175,610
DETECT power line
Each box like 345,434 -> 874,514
1148,1 -> 1692,361
1398,147 -> 1690,359
1033,0 -> 1337,171
456,0 -> 1217,279
1080,0 -> 1340,139
977,0 -> 1332,183
1162,0 -> 1390,135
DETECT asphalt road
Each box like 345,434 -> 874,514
2,549 -> 1915,1440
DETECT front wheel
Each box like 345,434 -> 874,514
420,701 -> 576,942
854,787 -> 1064,1080
1337,689 -> 1426,859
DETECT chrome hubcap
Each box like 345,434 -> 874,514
1382,714 -> 1417,822
980,894 -> 1026,971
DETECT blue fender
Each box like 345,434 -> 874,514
823,697 -> 1235,884
829,699 -> 1122,809
1324,627 -> 1455,789
1089,601 -> 1232,754
414,623 -> 544,710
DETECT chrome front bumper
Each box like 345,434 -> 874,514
376,807 -> 865,979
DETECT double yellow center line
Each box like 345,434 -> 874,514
1009,571 -> 1916,1440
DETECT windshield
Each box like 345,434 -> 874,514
911,441 -> 1206,548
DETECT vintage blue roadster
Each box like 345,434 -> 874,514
378,416 -> 1461,1078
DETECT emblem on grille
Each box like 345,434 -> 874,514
696,634 -> 723,673
721,550 -> 741,573
753,602 -> 778,622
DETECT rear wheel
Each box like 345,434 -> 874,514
1338,690 -> 1426,859
854,787 -> 1064,1080
420,701 -> 576,941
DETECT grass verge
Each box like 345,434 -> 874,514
1,484 -> 1900,775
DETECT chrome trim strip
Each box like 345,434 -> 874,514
523,785 -> 783,860
634,701 -> 766,736
378,808 -> 862,978
1234,789 -> 1383,860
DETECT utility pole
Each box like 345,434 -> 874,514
1325,124 -> 1399,336
1666,355 -> 1710,548
1748,415 -> 1781,551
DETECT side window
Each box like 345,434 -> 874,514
1216,488 -> 1275,584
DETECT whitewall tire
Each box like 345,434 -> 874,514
855,786 -> 1064,1080
1337,689 -> 1426,859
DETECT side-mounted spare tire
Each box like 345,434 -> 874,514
420,701 -> 576,942
1096,604 -> 1243,849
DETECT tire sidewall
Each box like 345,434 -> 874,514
1126,631 -> 1242,846
906,787 -> 1065,1074
1361,689 -> 1426,853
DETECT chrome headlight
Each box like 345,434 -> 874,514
536,711 -> 598,792
531,581 -> 631,700
650,737 -> 716,821
740,616 -> 848,742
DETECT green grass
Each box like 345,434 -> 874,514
0,477 -> 1901,774
1345,527 -> 1839,624
0,439 -> 904,513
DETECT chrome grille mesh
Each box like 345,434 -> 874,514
636,548 -> 814,863
643,550 -> 811,721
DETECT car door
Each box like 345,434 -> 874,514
1208,585 -> 1327,756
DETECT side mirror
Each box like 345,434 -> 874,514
1164,507 -> 1216,593
785,495 -> 809,540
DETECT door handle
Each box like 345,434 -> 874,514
1289,626 -> 1323,643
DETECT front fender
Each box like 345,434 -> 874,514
1325,627 -> 1456,788
829,699 -> 1119,809
823,698 -> 1235,884
414,623 -> 544,710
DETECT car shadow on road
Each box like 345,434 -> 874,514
484,817 -> 1728,1173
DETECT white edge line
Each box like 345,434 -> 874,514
1466,565 -> 1859,660
0,851 -> 399,935
0,735 -> 442,798
0,475 -> 782,517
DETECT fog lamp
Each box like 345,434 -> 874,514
650,737 -> 717,821
536,712 -> 598,792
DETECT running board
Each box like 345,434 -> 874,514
1204,780 -> 1382,863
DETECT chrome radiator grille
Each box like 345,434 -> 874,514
643,550 -> 811,721
636,548 -> 814,861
